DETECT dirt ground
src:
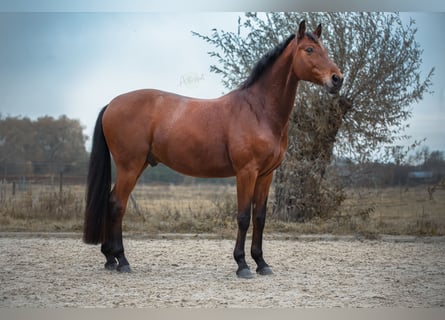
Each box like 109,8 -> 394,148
0,233 -> 444,307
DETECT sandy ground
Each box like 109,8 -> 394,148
0,233 -> 444,307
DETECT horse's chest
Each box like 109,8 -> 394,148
270,146 -> 286,169
256,140 -> 286,176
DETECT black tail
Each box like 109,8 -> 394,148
83,106 -> 111,244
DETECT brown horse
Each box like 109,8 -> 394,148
83,20 -> 343,278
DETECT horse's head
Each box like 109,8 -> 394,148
292,20 -> 343,94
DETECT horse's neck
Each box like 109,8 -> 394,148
245,47 -> 298,136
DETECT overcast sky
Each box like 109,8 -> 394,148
0,11 -> 444,154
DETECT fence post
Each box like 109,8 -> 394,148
12,181 -> 16,196
59,172 -> 63,197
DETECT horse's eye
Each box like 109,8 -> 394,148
305,47 -> 314,54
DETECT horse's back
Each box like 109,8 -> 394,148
105,88 -> 223,123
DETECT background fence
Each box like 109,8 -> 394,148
0,160 -> 444,235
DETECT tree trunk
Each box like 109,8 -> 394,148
273,95 -> 352,221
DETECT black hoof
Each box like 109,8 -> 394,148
257,265 -> 273,276
237,268 -> 254,279
104,261 -> 117,271
117,264 -> 132,273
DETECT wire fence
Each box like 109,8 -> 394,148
0,161 -> 444,235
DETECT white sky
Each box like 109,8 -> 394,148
0,11 -> 444,154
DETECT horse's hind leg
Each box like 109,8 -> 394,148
101,165 -> 145,272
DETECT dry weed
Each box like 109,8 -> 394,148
0,182 -> 443,236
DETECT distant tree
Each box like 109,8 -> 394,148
32,115 -> 88,169
0,115 -> 33,176
194,12 -> 434,221
423,150 -> 445,174
0,115 -> 32,164
0,115 -> 88,176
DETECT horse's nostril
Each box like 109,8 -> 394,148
332,74 -> 343,87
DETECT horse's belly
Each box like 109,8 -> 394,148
160,155 -> 235,178
152,141 -> 235,178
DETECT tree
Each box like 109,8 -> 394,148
31,115 -> 89,174
0,115 -> 32,164
0,115 -> 88,177
0,115 -> 33,176
193,12 -> 434,221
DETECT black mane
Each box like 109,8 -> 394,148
239,34 -> 296,90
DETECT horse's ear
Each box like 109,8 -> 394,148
314,23 -> 322,39
297,20 -> 306,40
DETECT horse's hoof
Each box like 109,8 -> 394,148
104,261 -> 117,271
237,268 -> 254,279
117,264 -> 132,273
257,266 -> 273,276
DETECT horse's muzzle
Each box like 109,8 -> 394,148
325,73 -> 343,94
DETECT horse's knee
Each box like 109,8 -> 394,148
254,213 -> 266,230
253,205 -> 267,229
237,209 -> 251,231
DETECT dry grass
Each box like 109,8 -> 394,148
126,184 -> 238,236
338,186 -> 445,236
0,183 -> 85,232
0,182 -> 444,236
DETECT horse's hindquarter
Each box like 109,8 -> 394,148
103,90 -> 161,170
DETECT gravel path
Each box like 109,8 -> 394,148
1,234 -> 444,307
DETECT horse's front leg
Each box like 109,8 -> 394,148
251,173 -> 274,275
233,169 -> 258,279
